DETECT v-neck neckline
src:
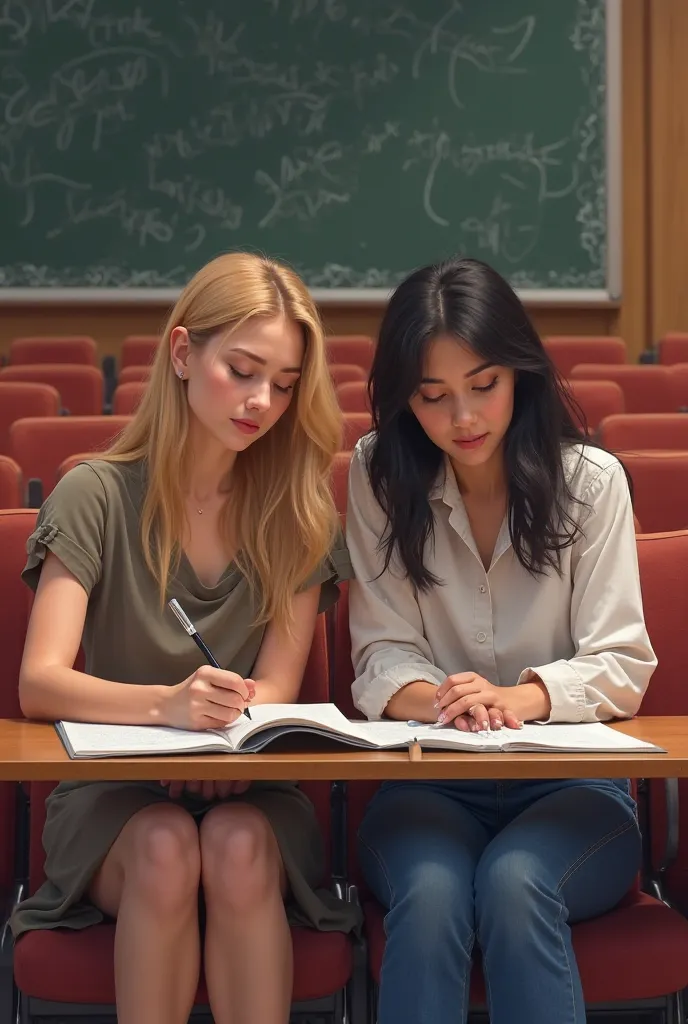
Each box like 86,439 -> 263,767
436,460 -> 513,573
177,550 -> 241,599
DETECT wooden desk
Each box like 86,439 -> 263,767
0,717 -> 686,781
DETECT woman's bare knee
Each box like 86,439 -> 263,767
200,804 -> 285,910
91,803 -> 201,917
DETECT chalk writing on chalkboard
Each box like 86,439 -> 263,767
0,0 -> 608,290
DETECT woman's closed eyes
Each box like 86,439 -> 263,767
228,365 -> 295,394
419,375 -> 499,403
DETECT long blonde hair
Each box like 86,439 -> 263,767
103,252 -> 342,629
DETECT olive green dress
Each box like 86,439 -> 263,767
11,459 -> 361,939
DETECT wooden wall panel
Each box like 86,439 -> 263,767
648,0 -> 688,341
0,302 -> 621,364
615,0 -> 649,360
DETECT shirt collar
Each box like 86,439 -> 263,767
430,455 -> 513,571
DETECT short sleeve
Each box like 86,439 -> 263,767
301,528 -> 354,614
22,463 -> 107,596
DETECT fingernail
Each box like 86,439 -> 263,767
481,721 -> 489,730
437,712 -> 446,724
433,701 -> 439,709
493,720 -> 502,730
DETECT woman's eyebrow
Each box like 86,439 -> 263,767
420,361 -> 494,385
465,361 -> 494,378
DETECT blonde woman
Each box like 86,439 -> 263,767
12,253 -> 359,1024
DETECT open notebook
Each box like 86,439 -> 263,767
55,703 -> 665,759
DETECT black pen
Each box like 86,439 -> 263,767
168,598 -> 252,720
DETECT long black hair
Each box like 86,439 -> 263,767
367,256 -> 610,590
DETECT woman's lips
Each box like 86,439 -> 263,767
231,419 -> 260,434
453,434 -> 487,450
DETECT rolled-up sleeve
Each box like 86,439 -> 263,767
517,461 -> 657,722
346,442 -> 445,720
22,463 -> 107,596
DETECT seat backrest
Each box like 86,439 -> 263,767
330,364 -> 366,387
659,333 -> 688,366
636,530 -> 688,907
0,509 -> 36,716
620,453 -> 688,533
599,413 -> 688,452
287,613 -> 336,876
330,584 -> 380,885
543,336 -> 626,378
670,363 -> 688,410
570,364 -> 676,414
113,381 -> 146,415
121,335 -> 159,369
331,451 -> 351,519
10,416 -> 132,501
10,336 -> 97,367
327,336 -> 374,372
0,510 -> 38,898
332,582 -> 358,721
0,455 -> 22,508
0,381 -> 61,455
564,379 -> 625,432
636,530 -> 688,717
0,364 -> 104,415
56,452 -> 98,482
118,364 -> 152,385
342,413 -> 372,451
336,381 -> 370,414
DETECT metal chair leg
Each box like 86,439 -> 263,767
665,988 -> 685,1024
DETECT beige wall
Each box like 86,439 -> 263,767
0,0 -> 676,366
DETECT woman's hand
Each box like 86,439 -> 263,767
435,672 -> 523,731
160,780 -> 251,799
160,667 -> 255,730
449,710 -> 512,733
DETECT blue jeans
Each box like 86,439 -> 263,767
358,778 -> 641,1024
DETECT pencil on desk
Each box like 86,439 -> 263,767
408,739 -> 422,762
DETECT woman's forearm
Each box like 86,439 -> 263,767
19,665 -> 171,725
384,678 -> 551,725
384,681 -> 438,722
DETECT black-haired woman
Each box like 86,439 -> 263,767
346,257 -> 656,1024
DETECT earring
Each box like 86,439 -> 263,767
178,369 -> 184,380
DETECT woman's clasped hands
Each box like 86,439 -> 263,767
434,672 -> 524,732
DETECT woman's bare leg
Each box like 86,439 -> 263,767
89,802 -> 201,1024
200,803 -> 292,1024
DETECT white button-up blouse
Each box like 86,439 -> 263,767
346,439 -> 657,724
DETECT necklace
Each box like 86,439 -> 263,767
196,508 -> 203,515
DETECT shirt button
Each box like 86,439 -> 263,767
479,585 -> 486,593
476,631 -> 487,643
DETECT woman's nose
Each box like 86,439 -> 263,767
451,398 -> 477,426
245,381 -> 271,411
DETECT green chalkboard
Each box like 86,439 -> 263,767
0,0 -> 613,294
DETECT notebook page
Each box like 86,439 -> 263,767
222,703 -> 362,749
502,722 -> 662,752
57,721 -> 230,756
344,720 -> 499,750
